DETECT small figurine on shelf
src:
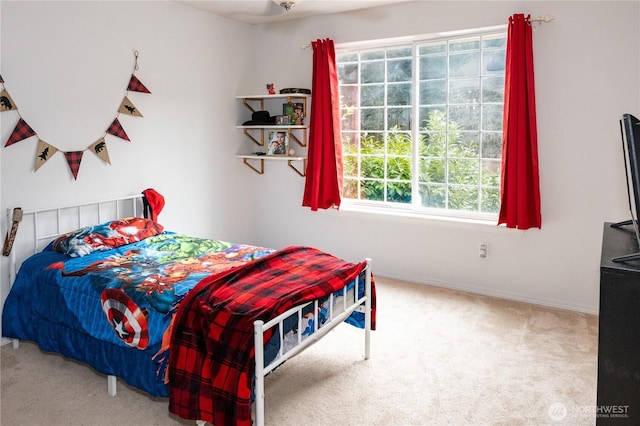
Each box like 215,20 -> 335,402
292,106 -> 304,125
266,83 -> 276,95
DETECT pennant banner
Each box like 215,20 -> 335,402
118,96 -> 143,117
106,118 -> 130,141
2,51 -> 151,180
90,137 -> 111,164
64,151 -> 84,180
35,139 -> 59,172
6,118 -> 36,147
127,75 -> 151,94
1,89 -> 17,112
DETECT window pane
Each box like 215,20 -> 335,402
448,159 -> 479,185
340,85 -> 358,107
419,183 -> 446,208
419,131 -> 446,157
388,83 -> 412,106
449,78 -> 480,104
419,55 -> 446,79
388,107 -> 411,130
481,159 -> 501,186
361,85 -> 384,106
341,109 -> 358,131
362,51 -> 384,60
482,104 -> 503,131
419,42 -> 446,55
419,107 -> 446,130
344,178 -> 359,199
388,58 -> 412,82
337,52 -> 358,62
338,63 -> 358,84
419,158 -> 445,183
387,181 -> 412,203
362,179 -> 384,201
450,38 -> 480,52
449,105 -> 480,130
387,47 -> 412,58
361,61 -> 384,83
483,49 -> 505,74
387,156 -> 412,180
481,187 -> 500,213
361,132 -> 384,155
387,131 -> 412,155
482,36 -> 506,49
361,108 -> 384,130
482,76 -> 504,102
448,132 -> 479,158
449,186 -> 479,211
449,51 -> 480,78
362,156 -> 384,179
344,154 -> 358,177
420,80 -> 446,105
481,132 -> 502,159
342,133 -> 358,154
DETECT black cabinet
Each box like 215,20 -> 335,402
598,223 -> 640,424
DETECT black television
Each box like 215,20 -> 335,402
611,113 -> 640,262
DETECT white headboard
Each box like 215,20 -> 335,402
6,194 -> 144,286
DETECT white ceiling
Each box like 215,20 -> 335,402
174,0 -> 415,25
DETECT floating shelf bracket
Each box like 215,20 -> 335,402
288,158 -> 307,177
242,157 -> 265,174
237,155 -> 306,176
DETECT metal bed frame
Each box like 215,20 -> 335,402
6,195 -> 373,426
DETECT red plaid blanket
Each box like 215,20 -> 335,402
167,246 -> 375,426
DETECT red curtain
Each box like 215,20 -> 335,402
302,38 -> 343,211
498,14 -> 542,229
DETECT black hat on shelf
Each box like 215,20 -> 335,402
243,111 -> 276,125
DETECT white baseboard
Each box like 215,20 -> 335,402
375,270 -> 599,316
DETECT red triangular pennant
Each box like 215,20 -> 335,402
127,75 -> 151,94
106,118 -> 130,141
5,118 -> 36,147
64,151 -> 84,180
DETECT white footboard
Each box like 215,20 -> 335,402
253,258 -> 372,426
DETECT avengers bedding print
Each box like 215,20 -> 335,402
2,219 -> 273,396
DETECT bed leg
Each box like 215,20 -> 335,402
12,339 -> 19,349
364,258 -> 372,360
253,320 -> 265,426
107,375 -> 117,397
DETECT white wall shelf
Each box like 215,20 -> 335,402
237,94 -> 310,114
237,94 -> 309,176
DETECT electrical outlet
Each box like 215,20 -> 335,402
479,242 -> 488,258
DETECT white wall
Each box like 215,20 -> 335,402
1,1 -> 639,318
0,1 -> 259,317
245,1 -> 640,314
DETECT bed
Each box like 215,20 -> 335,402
1,194 -> 375,426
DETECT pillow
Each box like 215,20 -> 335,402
51,217 -> 164,257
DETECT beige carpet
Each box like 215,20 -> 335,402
1,277 -> 598,426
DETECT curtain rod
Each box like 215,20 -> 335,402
530,15 -> 555,24
300,14 -> 554,49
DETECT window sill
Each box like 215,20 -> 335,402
334,202 -> 524,235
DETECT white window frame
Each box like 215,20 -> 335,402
336,25 -> 507,223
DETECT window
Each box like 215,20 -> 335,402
337,29 -> 507,220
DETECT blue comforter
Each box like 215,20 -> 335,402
2,233 -> 273,397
